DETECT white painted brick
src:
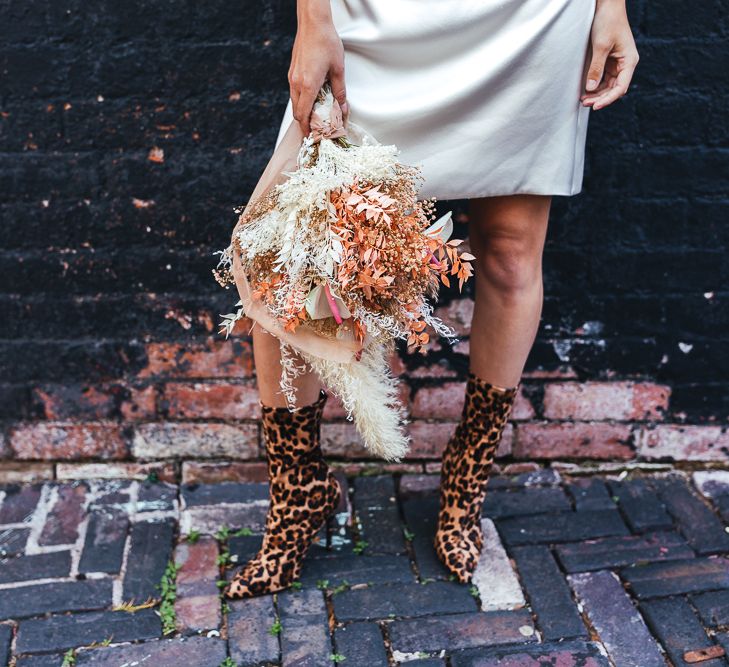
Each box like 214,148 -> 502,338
693,470 -> 729,498
180,503 -> 268,535
472,518 -> 525,611
132,422 -> 259,459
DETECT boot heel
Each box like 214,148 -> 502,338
325,474 -> 349,550
324,513 -> 337,548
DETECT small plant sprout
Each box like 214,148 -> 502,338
232,527 -> 253,537
316,579 -> 330,590
157,560 -> 182,635
216,550 -> 233,568
352,540 -> 368,555
269,618 -> 282,636
186,529 -> 201,543
61,649 -> 76,666
290,581 -> 303,591
331,580 -> 350,595
215,526 -> 231,541
330,654 -> 346,663
218,658 -> 238,667
403,528 -> 415,541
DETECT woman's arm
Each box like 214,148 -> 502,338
289,0 -> 348,135
582,0 -> 639,110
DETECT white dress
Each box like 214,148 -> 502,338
275,0 -> 596,201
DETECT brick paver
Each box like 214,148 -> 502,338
122,518 -> 176,601
656,477 -> 729,554
78,507 -> 129,574
174,537 -> 221,632
332,581 -> 477,621
450,640 -> 611,667
622,557 -> 729,598
609,478 -> 674,532
15,608 -> 161,654
471,518 -> 526,610
74,636 -> 228,666
566,477 -> 615,511
0,469 -> 727,665
334,622 -> 388,666
0,625 -> 11,667
569,570 -> 665,667
640,597 -> 726,666
0,527 -> 29,557
555,530 -> 694,572
353,476 -> 407,555
0,579 -> 112,621
227,596 -> 279,666
278,589 -> 331,667
510,545 -> 587,640
692,589 -> 729,627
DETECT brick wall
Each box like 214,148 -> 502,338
1,1 -> 727,483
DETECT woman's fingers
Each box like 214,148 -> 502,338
288,67 -> 300,120
592,62 -> 635,110
581,78 -> 609,101
290,59 -> 347,135
329,62 -> 348,117
293,79 -> 320,136
582,53 -> 638,110
585,41 -> 611,92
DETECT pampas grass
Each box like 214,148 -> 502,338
304,342 -> 409,461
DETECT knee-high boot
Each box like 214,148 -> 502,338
434,372 -> 518,582
225,390 -> 341,598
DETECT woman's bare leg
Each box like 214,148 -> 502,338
252,323 -> 322,408
468,194 -> 552,386
434,193 -> 551,581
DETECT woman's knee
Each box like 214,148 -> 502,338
476,235 -> 542,295
468,196 -> 550,296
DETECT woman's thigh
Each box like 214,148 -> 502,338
468,195 -> 552,252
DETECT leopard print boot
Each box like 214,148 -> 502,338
224,390 -> 341,599
434,372 -> 518,582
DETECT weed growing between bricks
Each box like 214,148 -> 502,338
158,560 -> 182,635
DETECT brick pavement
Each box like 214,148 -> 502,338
0,469 -> 728,666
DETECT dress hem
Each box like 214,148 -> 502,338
425,185 -> 584,202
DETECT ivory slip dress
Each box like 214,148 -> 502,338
274,0 -> 597,201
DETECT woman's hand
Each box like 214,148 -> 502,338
581,0 -> 639,111
289,0 -> 348,135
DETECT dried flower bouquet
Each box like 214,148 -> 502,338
213,84 -> 473,460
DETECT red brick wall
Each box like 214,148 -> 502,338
4,300 -> 727,485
